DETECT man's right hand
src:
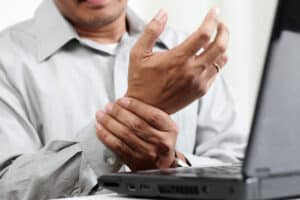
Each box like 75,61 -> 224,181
126,8 -> 229,114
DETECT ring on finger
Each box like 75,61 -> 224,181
213,63 -> 221,73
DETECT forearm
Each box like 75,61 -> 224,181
0,122 -> 123,200
0,143 -> 84,200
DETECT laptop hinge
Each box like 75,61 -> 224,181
255,167 -> 271,177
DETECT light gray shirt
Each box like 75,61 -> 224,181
0,0 -> 247,199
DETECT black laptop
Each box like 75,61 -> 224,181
99,0 -> 300,199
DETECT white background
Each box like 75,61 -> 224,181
0,0 -> 278,130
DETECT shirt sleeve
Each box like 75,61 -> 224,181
186,75 -> 248,167
0,66 -> 122,200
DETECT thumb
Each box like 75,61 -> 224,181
136,9 -> 168,54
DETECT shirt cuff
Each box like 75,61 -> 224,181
184,153 -> 225,168
77,120 -> 123,178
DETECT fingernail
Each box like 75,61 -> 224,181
212,7 -> 220,17
96,122 -> 102,130
105,103 -> 113,113
97,110 -> 104,120
154,9 -> 167,22
120,97 -> 130,107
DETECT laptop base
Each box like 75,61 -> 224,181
100,167 -> 300,200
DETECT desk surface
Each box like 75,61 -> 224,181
52,193 -> 300,200
53,193 -> 156,200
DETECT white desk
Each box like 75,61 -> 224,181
53,193 -> 156,200
53,194 -> 300,200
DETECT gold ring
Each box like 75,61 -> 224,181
213,63 -> 221,73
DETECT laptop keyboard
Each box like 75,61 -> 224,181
193,165 -> 242,175
137,164 -> 242,178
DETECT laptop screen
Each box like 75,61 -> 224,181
244,0 -> 300,176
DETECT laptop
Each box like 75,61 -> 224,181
99,0 -> 300,199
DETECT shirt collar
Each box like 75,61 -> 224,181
34,0 -> 176,62
34,0 -> 79,62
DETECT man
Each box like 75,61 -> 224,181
0,0 -> 246,199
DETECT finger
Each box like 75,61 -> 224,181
202,41 -> 213,51
96,122 -> 138,162
198,21 -> 229,65
102,103 -> 163,146
105,103 -> 173,154
133,9 -> 168,55
197,54 -> 228,93
207,54 -> 228,77
215,54 -> 228,71
117,97 -> 177,132
195,41 -> 213,56
175,7 -> 220,56
96,110 -> 157,160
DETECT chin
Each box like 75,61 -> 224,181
56,0 -> 127,29
85,6 -> 125,25
72,7 -> 125,29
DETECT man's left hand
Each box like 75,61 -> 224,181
95,98 -> 180,171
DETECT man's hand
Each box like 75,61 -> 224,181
95,98 -> 180,171
126,8 -> 228,114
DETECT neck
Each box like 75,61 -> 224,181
75,13 -> 127,44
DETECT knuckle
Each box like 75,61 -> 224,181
216,42 -> 227,53
157,137 -> 172,154
223,54 -> 229,64
161,142 -> 171,154
102,115 -> 111,126
171,123 -> 179,135
198,29 -> 211,43
147,150 -> 157,161
97,115 -> 106,125
145,25 -> 159,38
127,97 -> 136,107
170,50 -> 188,65
147,133 -> 161,144
97,130 -> 107,142
131,120 -> 145,131
120,129 -> 130,138
149,110 -> 166,125
122,128 -> 133,139
96,111 -> 104,122
111,104 -> 121,117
